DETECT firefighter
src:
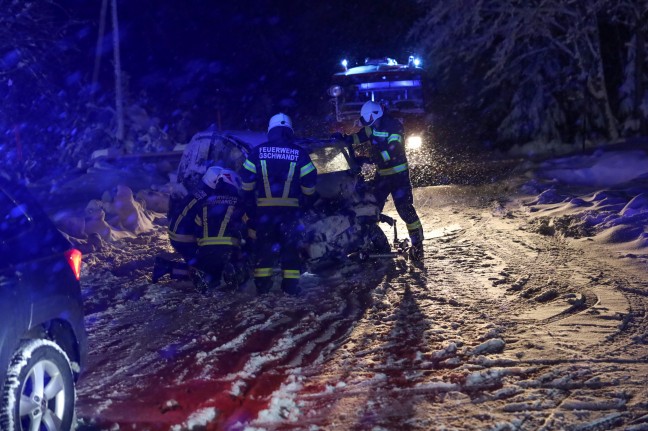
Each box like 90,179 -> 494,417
240,113 -> 318,295
166,186 -> 204,264
333,101 -> 424,260
152,180 -> 206,283
192,165 -> 249,292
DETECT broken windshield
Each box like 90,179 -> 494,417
306,143 -> 355,174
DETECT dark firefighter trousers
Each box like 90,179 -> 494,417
194,245 -> 236,284
253,207 -> 302,295
373,170 -> 423,245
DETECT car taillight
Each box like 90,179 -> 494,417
64,248 -> 82,281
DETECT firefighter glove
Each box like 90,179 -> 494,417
331,132 -> 351,143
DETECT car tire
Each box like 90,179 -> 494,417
1,339 -> 76,431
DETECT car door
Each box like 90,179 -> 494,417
0,185 -> 30,378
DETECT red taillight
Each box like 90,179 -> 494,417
64,248 -> 82,281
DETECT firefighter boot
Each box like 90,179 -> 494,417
281,269 -> 301,296
222,263 -> 238,291
152,256 -> 172,283
409,242 -> 424,261
191,268 -> 215,294
408,225 -> 424,262
170,262 -> 190,279
254,277 -> 273,295
281,279 -> 301,296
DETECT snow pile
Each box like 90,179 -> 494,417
170,407 -> 218,430
537,149 -> 648,187
51,182 -> 166,248
522,144 -> 648,254
248,374 -> 304,428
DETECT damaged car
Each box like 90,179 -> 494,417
169,129 -> 400,278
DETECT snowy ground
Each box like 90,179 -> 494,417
57,142 -> 648,430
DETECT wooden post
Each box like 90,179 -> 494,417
91,0 -> 108,100
111,0 -> 125,143
636,22 -> 646,136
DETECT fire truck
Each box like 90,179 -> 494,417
326,56 -> 430,167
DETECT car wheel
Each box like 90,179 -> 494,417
1,339 -> 75,431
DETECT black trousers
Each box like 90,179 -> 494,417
253,207 -> 302,294
373,170 -> 423,245
170,240 -> 198,264
195,245 -> 234,278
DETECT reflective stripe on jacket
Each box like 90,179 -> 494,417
350,114 -> 409,176
193,183 -> 245,247
168,192 -> 206,243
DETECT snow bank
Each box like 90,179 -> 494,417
79,184 -> 161,242
523,145 -> 648,254
538,150 -> 648,187
36,136 -> 177,245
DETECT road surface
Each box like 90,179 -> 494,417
75,170 -> 648,430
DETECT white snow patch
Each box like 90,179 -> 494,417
524,146 -> 648,254
469,338 -> 506,356
539,150 -> 648,187
170,407 -> 217,430
248,374 -> 304,427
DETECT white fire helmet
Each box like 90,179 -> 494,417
268,113 -> 293,132
360,101 -> 383,126
202,166 -> 242,190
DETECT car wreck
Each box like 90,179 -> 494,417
169,129 -> 399,280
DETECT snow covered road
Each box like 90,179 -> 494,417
75,179 -> 648,430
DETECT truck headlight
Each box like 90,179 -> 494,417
406,135 -> 423,150
328,85 -> 342,97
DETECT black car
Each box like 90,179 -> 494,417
0,176 -> 87,430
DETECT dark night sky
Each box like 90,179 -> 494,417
64,0 -> 422,131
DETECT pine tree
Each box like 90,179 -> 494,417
612,0 -> 648,136
0,1 -> 79,177
410,0 -> 632,148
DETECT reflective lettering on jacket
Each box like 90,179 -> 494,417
257,146 -> 300,161
240,139 -> 318,207
193,185 -> 245,248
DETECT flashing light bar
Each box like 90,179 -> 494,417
358,80 -> 422,90
408,55 -> 422,68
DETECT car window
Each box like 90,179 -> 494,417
0,190 -> 32,241
309,146 -> 353,174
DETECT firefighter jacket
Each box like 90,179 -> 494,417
193,182 -> 246,247
168,189 -> 207,245
240,128 -> 317,208
349,114 -> 409,177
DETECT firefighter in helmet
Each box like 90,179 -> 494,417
191,165 -> 249,291
154,165 -> 250,289
152,176 -> 206,284
240,113 -> 318,295
333,100 -> 424,260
